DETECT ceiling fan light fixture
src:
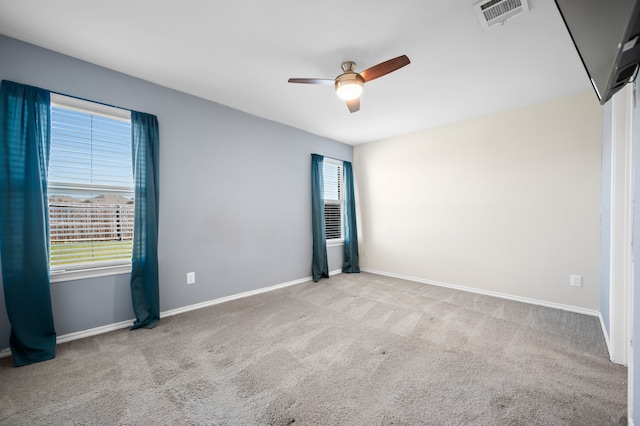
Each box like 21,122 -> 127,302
335,73 -> 364,100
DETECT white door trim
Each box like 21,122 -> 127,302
609,83 -> 634,367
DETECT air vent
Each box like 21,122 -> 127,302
474,0 -> 529,30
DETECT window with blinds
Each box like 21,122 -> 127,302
323,159 -> 344,241
48,94 -> 133,279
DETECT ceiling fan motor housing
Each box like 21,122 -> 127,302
335,72 -> 364,100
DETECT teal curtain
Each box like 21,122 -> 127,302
130,111 -> 160,329
342,161 -> 360,273
0,80 -> 56,366
311,154 -> 329,282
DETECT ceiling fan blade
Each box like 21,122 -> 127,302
359,55 -> 410,82
346,98 -> 360,113
288,78 -> 334,85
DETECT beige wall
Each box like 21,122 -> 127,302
354,92 -> 602,310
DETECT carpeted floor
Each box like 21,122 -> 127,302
0,272 -> 628,425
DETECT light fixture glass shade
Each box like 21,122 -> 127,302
335,74 -> 364,100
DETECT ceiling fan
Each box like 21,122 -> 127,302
288,54 -> 410,113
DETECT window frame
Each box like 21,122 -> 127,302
48,94 -> 133,283
323,158 -> 345,247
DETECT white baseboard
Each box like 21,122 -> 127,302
161,269 -> 341,319
361,268 -> 601,317
0,270 -> 342,358
4,267 -> 602,358
0,318 -> 136,360
57,319 -> 134,346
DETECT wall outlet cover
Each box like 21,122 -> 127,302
570,274 -> 582,287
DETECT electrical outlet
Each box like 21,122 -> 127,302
570,274 -> 582,287
187,272 -> 195,285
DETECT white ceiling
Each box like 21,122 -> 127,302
0,0 -> 591,145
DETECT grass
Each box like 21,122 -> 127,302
50,240 -> 132,266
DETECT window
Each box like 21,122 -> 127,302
323,158 -> 344,244
48,94 -> 133,282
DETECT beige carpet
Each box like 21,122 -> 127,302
0,272 -> 628,425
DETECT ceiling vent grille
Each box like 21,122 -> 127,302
474,0 -> 529,30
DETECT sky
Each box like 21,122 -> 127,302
48,105 -> 133,200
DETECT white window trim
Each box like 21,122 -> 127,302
49,94 -> 133,283
50,263 -> 131,283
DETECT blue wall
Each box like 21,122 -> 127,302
0,35 -> 352,350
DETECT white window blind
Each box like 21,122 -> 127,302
48,94 -> 133,276
323,159 -> 344,241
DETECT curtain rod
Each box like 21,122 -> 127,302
2,80 -> 134,115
